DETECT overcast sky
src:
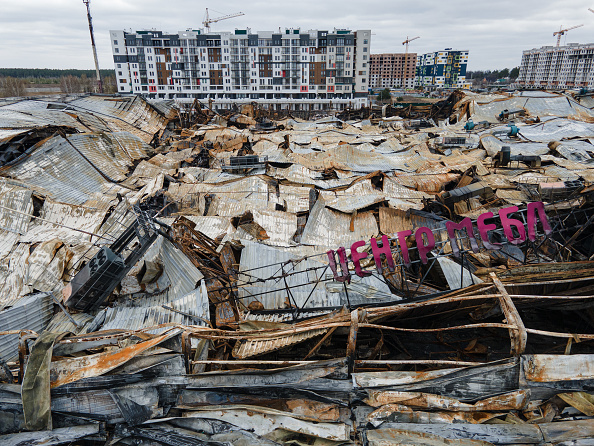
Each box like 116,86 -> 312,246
2,0 -> 594,71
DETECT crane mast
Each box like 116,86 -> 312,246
401,36 -> 419,90
83,0 -> 103,93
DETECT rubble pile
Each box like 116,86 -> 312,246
0,91 -> 594,445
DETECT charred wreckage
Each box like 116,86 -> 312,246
0,91 -> 594,445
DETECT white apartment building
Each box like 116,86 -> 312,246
109,28 -> 372,110
516,43 -> 594,90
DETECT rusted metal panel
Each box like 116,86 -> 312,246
365,428 -> 496,446
522,354 -> 594,382
49,330 -> 179,388
366,405 -> 505,425
183,405 -> 351,441
491,273 -> 527,356
364,390 -> 530,411
232,327 -> 328,359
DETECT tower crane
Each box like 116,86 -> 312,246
401,36 -> 420,90
553,24 -> 583,47
203,8 -> 245,33
82,0 -> 103,93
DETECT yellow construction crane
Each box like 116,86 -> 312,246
402,36 -> 420,54
203,8 -> 245,33
553,24 -> 583,47
401,36 -> 420,90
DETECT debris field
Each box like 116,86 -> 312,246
0,90 -> 594,445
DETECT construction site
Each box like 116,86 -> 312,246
0,89 -> 594,445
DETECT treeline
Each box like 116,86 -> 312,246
0,68 -> 114,80
0,73 -> 118,98
467,67 -> 520,83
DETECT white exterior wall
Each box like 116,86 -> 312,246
516,43 -> 594,90
110,27 -> 370,108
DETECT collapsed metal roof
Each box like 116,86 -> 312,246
1,91 -> 594,445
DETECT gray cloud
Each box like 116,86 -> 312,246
2,0 -> 594,71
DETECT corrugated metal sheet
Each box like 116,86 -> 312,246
544,165 -> 581,181
161,216 -> 234,241
44,311 -> 95,335
301,198 -> 378,247
441,150 -> 489,176
325,273 -> 398,304
0,108 -> 85,131
123,236 -> 204,307
480,174 -> 514,189
289,145 -> 425,173
4,132 -> 150,205
252,139 -> 291,163
232,327 -> 328,359
436,257 -> 483,290
148,149 -> 194,169
279,184 -> 312,213
268,164 -> 354,189
0,128 -> 32,143
383,177 -> 431,200
0,292 -> 53,362
98,286 -> 209,333
19,200 -> 107,245
0,178 -> 32,234
480,135 -> 550,158
178,167 -> 242,184
251,209 -> 298,247
495,189 -> 531,205
0,230 -> 19,261
0,243 -> 33,310
147,98 -> 177,118
242,309 -> 331,323
65,95 -> 170,143
392,172 -> 460,193
379,207 -> 447,241
519,119 -> 594,142
469,93 -> 594,123
237,240 -> 334,309
320,181 -> 386,214
26,239 -> 70,292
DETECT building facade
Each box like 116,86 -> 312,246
516,43 -> 594,90
415,49 -> 470,89
369,53 -> 417,89
109,28 -> 371,110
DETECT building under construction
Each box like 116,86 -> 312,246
516,43 -> 594,90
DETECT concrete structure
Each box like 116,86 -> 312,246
109,28 -> 371,110
369,53 -> 417,89
516,43 -> 594,90
415,49 -> 470,89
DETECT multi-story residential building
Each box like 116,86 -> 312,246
109,28 -> 371,110
516,43 -> 594,90
369,53 -> 417,89
415,49 -> 470,89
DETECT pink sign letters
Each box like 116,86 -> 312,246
327,202 -> 552,282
